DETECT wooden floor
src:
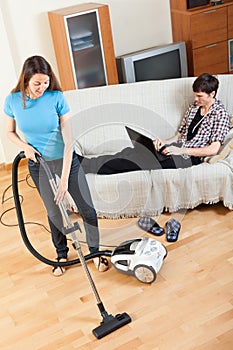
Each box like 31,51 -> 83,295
1,163 -> 233,350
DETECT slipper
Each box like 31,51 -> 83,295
93,256 -> 109,272
165,218 -> 181,242
138,217 -> 164,236
52,257 -> 67,276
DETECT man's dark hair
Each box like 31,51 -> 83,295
192,73 -> 219,97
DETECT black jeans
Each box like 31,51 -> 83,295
78,144 -> 202,175
28,153 -> 99,258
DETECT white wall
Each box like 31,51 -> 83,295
0,0 -> 172,164
0,6 -> 17,163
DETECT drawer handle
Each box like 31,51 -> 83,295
203,10 -> 216,14
205,44 -> 217,48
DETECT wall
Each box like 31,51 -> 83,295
0,6 -> 17,164
0,0 -> 172,164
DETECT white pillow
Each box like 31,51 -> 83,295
204,130 -> 233,164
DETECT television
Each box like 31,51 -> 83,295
116,41 -> 188,83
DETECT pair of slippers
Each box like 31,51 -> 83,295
138,217 -> 181,242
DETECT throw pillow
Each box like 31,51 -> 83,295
204,130 -> 233,164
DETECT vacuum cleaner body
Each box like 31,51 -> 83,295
111,237 -> 167,283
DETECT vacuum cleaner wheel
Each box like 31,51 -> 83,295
134,264 -> 156,284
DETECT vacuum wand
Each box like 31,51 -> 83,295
37,155 -> 131,339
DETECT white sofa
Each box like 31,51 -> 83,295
64,75 -> 233,218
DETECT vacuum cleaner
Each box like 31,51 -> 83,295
111,238 -> 167,284
12,151 -> 131,339
11,152 -> 167,337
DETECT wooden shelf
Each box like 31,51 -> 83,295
170,0 -> 233,76
48,3 -> 118,90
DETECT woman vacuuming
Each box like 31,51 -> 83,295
4,55 -> 109,276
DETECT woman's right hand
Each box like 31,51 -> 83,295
153,138 -> 165,152
24,145 -> 40,162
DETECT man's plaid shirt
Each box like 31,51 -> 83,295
178,99 -> 230,148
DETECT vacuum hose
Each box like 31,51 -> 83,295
12,152 -> 111,268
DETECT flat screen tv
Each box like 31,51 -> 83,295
116,41 -> 188,83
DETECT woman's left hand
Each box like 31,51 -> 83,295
54,178 -> 68,204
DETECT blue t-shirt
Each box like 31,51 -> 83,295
4,90 -> 70,160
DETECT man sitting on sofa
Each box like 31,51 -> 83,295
78,73 -> 230,174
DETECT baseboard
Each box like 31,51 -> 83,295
0,158 -> 28,171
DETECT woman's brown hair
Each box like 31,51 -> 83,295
11,55 -> 62,108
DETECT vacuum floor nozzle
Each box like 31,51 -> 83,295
92,312 -> 131,339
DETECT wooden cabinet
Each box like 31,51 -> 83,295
190,7 -> 227,48
170,0 -> 233,76
228,4 -> 233,38
48,3 -> 118,90
193,41 -> 228,75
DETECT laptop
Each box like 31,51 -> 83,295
125,126 -> 169,162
